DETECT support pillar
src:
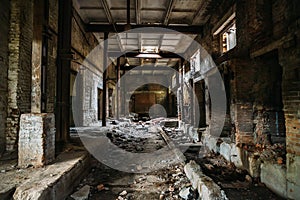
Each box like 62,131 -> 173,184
116,57 -> 120,120
56,0 -> 72,143
102,32 -> 108,126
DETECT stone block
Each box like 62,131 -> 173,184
184,160 -> 227,200
184,160 -> 201,189
188,126 -> 199,142
287,153 -> 300,200
220,141 -> 232,162
230,145 -> 243,168
18,113 -> 55,168
261,162 -> 287,198
203,135 -> 219,153
248,153 -> 261,178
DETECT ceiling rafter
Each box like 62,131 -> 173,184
191,0 -> 211,25
86,24 -> 203,34
100,0 -> 113,24
163,0 -> 176,25
135,0 -> 141,24
100,0 -> 124,52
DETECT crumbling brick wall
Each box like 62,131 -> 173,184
6,0 -> 33,151
46,0 -> 59,113
0,0 -> 10,154
71,9 -> 101,126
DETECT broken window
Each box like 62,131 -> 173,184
213,12 -> 236,54
221,22 -> 236,53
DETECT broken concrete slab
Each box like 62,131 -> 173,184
202,134 -> 219,153
179,187 -> 190,199
230,145 -> 243,168
261,161 -> 287,198
184,160 -> 228,200
247,153 -> 261,178
220,142 -> 232,162
70,185 -> 90,200
13,151 -> 90,200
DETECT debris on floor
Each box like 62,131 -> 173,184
194,153 -> 285,200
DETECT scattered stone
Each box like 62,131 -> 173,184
179,187 -> 190,200
136,165 -> 142,171
1,169 -> 6,173
119,190 -> 127,196
70,185 -> 90,200
168,185 -> 175,192
245,175 -> 252,183
159,194 -> 164,200
277,157 -> 283,164
97,184 -> 105,191
204,163 -> 214,170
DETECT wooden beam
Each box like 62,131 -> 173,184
164,0 -> 176,25
108,51 -> 183,58
135,0 -> 141,24
85,24 -> 203,34
191,0 -> 211,25
100,0 -> 113,24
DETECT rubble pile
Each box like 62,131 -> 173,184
69,159 -> 198,200
106,122 -> 166,153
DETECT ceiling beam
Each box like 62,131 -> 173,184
100,0 -> 113,24
100,0 -> 125,51
108,51 -> 183,58
135,0 -> 141,24
86,24 -> 203,34
191,0 -> 211,25
121,65 -> 177,71
164,0 -> 176,25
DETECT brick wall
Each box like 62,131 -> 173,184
71,9 -> 101,126
6,0 -> 33,151
0,0 -> 10,154
46,0 -> 59,113
280,44 -> 300,156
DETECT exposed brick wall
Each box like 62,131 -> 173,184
191,0 -> 298,147
46,0 -> 59,113
71,9 -> 101,126
6,0 -> 33,151
0,0 -> 10,154
280,45 -> 300,156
